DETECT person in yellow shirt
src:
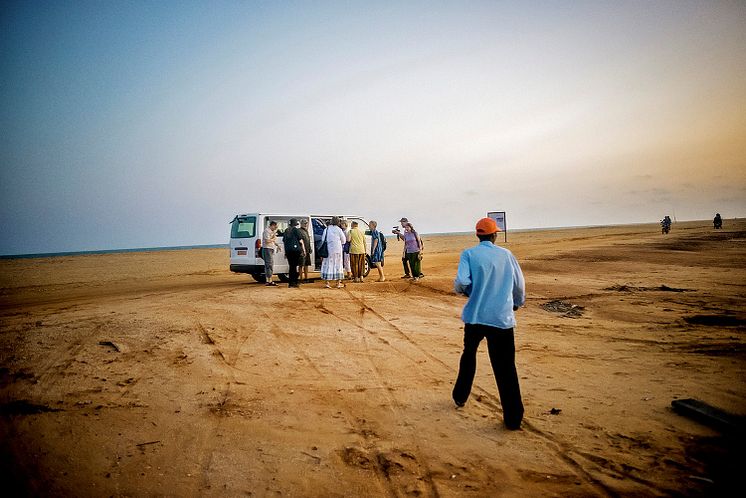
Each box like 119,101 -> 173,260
349,221 -> 367,283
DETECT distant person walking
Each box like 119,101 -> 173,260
402,223 -> 424,282
262,220 -> 280,286
349,221 -> 366,283
714,213 -> 722,229
661,216 -> 672,234
282,218 -> 306,288
321,217 -> 347,289
452,217 -> 526,430
298,219 -> 312,282
369,220 -> 386,282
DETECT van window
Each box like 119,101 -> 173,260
272,217 -> 307,236
349,218 -> 369,230
231,216 -> 256,238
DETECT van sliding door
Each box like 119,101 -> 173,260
311,218 -> 330,271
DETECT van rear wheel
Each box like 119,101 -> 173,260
364,256 -> 371,277
277,273 -> 290,283
251,273 -> 267,283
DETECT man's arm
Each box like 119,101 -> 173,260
510,255 -> 525,308
298,229 -> 306,254
453,252 -> 472,296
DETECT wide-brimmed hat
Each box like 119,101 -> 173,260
476,217 -> 499,235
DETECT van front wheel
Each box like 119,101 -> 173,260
251,273 -> 267,283
277,273 -> 290,283
364,256 -> 371,277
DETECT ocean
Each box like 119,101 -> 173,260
0,244 -> 229,260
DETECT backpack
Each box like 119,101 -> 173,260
283,227 -> 301,253
379,232 -> 387,251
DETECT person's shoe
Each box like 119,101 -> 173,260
266,282 -> 277,286
454,400 -> 465,408
377,277 -> 386,282
401,275 -> 411,279
412,277 -> 419,282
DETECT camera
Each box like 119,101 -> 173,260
392,226 -> 401,234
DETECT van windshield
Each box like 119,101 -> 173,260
231,216 -> 256,238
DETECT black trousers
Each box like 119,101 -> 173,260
286,251 -> 302,286
452,323 -> 524,429
402,256 -> 411,276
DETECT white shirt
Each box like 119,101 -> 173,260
321,225 -> 347,254
262,227 -> 278,251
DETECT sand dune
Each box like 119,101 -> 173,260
1,220 -> 744,496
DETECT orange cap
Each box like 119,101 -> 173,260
476,217 -> 499,235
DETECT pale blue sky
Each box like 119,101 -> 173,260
1,1 -> 744,254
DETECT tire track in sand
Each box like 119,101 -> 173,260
190,312 -> 265,494
339,288 -> 667,496
191,292 -> 403,496
255,292 -> 441,497
339,287 -> 442,497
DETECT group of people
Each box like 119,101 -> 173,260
261,214 -> 526,430
260,216 -> 397,289
318,216 -> 384,288
257,209 -> 738,432
261,218 -> 312,288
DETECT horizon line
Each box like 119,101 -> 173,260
0,217 -> 735,260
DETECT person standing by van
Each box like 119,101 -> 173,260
298,219 -> 312,282
395,217 -> 412,279
402,223 -> 424,282
349,221 -> 366,283
452,217 -> 525,430
369,220 -> 386,282
282,218 -> 306,288
321,217 -> 347,288
341,219 -> 352,280
262,221 -> 280,286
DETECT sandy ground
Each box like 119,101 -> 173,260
1,220 -> 745,497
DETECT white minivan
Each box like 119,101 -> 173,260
229,213 -> 373,283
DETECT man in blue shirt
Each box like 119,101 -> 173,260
452,217 -> 526,430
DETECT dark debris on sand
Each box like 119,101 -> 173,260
541,300 -> 585,318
